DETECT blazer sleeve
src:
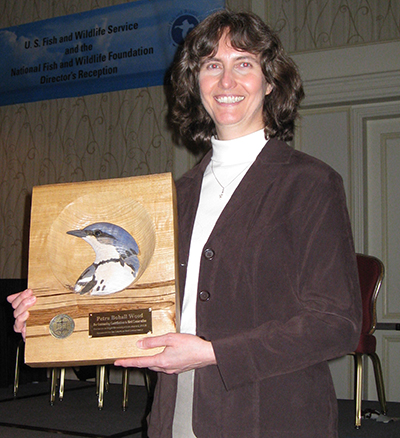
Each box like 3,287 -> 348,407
211,169 -> 362,391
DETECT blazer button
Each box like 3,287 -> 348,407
199,290 -> 210,301
204,248 -> 215,260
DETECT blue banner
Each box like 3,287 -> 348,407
0,0 -> 223,106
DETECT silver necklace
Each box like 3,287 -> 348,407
211,160 -> 251,198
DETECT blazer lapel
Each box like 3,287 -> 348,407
176,150 -> 211,262
175,139 -> 294,303
210,138 -> 294,231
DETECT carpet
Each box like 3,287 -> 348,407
0,380 -> 148,438
338,399 -> 400,438
1,380 -> 400,437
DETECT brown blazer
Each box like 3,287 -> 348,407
147,138 -> 362,438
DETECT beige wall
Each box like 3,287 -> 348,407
260,0 -> 400,52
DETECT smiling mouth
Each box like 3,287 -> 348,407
215,95 -> 245,104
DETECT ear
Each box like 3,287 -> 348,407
265,84 -> 273,96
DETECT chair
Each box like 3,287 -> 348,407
122,368 -> 151,411
14,339 -> 65,404
50,367 -> 66,405
15,342 -> 107,407
51,365 -> 109,409
350,253 -> 387,428
96,365 -> 109,410
49,365 -> 109,408
13,339 -> 24,397
14,342 -> 148,410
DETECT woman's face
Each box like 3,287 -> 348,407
198,33 -> 272,141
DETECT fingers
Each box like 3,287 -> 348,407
114,333 -> 215,374
7,289 -> 36,340
137,333 -> 175,350
14,309 -> 30,330
114,335 -> 168,368
115,354 -> 160,369
7,289 -> 31,305
114,354 -> 174,374
114,335 -> 172,370
13,292 -> 36,320
7,289 -> 35,310
13,309 -> 29,339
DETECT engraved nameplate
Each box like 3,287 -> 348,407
89,309 -> 152,338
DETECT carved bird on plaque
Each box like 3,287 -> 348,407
67,222 -> 139,296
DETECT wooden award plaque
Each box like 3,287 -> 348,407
25,173 -> 179,367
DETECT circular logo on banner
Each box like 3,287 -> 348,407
170,14 -> 199,46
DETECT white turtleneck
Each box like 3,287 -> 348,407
172,129 -> 268,438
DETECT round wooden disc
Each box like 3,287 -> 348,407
47,191 -> 156,294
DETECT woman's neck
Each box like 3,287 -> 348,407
211,129 -> 268,164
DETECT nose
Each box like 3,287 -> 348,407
219,67 -> 236,89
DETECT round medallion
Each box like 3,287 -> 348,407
49,314 -> 75,339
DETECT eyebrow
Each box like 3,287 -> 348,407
200,54 -> 260,65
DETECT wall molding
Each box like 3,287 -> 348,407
350,102 -> 400,253
292,41 -> 400,108
382,334 -> 400,401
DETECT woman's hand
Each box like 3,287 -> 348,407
114,333 -> 216,374
7,288 -> 37,341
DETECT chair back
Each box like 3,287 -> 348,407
356,254 -> 384,336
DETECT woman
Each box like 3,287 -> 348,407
9,10 -> 361,438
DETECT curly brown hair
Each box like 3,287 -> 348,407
168,9 -> 304,150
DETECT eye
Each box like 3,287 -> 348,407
207,63 -> 220,70
239,61 -> 251,68
94,230 -> 102,237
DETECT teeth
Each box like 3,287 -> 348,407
215,96 -> 244,103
